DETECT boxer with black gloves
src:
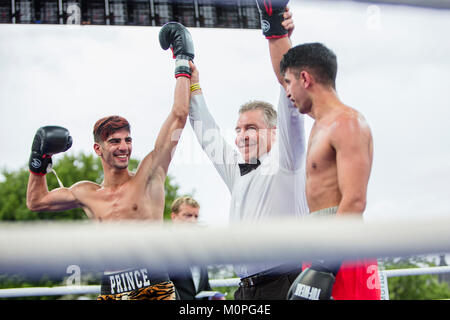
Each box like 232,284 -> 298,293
280,23 -> 381,299
26,23 -> 195,300
256,0 -> 290,39
159,22 -> 195,78
28,126 -> 72,176
287,260 -> 341,300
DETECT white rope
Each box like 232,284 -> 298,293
0,279 -> 243,298
51,168 -> 64,188
1,217 -> 450,275
385,266 -> 450,278
0,285 -> 100,298
209,278 -> 240,287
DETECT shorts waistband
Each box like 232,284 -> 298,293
101,268 -> 170,295
310,206 -> 338,217
239,264 -> 300,288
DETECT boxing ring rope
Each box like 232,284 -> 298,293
383,265 -> 450,278
1,217 -> 450,298
2,217 -> 450,271
0,279 -> 240,299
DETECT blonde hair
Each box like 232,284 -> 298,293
239,100 -> 277,128
171,196 -> 200,214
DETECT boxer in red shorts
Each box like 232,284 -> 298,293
280,37 -> 380,300
299,208 -> 380,300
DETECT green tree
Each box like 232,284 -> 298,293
382,256 -> 450,300
0,151 -> 181,221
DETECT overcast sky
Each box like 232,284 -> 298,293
0,1 -> 449,226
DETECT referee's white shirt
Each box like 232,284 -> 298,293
189,86 -> 309,278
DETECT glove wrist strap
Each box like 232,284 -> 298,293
175,57 -> 191,78
29,153 -> 52,175
261,12 -> 288,38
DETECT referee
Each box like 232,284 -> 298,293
187,2 -> 308,300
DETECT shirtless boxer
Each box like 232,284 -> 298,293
26,22 -> 195,300
281,43 -> 380,299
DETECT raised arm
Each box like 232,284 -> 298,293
257,2 -> 306,172
268,10 -> 294,86
26,126 -> 81,212
142,76 -> 190,177
27,176 -> 82,212
135,23 -> 193,183
256,0 -> 293,86
188,64 -> 240,191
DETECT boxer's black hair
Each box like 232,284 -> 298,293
280,43 -> 337,89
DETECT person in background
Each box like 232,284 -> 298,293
169,196 -> 225,300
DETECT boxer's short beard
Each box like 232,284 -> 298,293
105,152 -> 129,170
113,161 -> 128,170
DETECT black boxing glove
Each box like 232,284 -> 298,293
287,260 -> 341,300
255,0 -> 289,39
29,126 -> 73,175
159,22 -> 195,79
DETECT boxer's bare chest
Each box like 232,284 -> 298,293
305,119 -> 342,211
81,182 -> 158,221
306,121 -> 336,178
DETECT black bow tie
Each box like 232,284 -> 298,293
239,159 -> 261,176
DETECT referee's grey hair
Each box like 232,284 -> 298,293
239,101 -> 277,128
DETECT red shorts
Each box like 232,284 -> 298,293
303,260 -> 381,300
